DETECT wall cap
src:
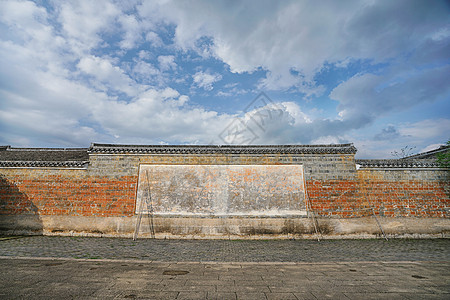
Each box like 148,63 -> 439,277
0,160 -> 89,168
88,143 -> 357,154
356,159 -> 441,168
0,146 -> 89,168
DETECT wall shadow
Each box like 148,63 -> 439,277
0,176 -> 43,235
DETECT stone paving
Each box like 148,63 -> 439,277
1,236 -> 449,262
0,237 -> 449,299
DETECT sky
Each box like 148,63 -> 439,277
0,0 -> 449,158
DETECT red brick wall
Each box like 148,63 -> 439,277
1,166 -> 448,219
307,180 -> 362,217
355,169 -> 448,218
0,170 -> 137,217
306,169 -> 449,218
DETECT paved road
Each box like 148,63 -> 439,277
1,236 -> 449,262
0,237 -> 449,299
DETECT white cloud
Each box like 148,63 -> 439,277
216,91 -> 232,97
330,65 -> 450,129
77,55 -> 137,96
0,107 -> 99,146
217,102 -> 321,145
158,55 -> 177,71
138,50 -> 150,60
145,31 -> 163,47
57,1 -> 121,55
399,119 -> 450,140
216,83 -> 248,97
192,71 -> 222,91
118,13 -> 142,49
93,88 -> 232,144
374,126 -> 400,141
0,1 -> 48,38
139,0 -> 450,94
0,0 -> 448,152
349,118 -> 450,159
132,61 -> 162,82
311,136 -> 345,145
0,65 -> 109,146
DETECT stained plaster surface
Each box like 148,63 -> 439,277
136,165 -> 306,216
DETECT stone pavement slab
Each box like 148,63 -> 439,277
0,258 -> 449,299
0,237 -> 449,299
0,236 -> 449,262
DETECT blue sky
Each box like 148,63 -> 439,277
0,0 -> 449,158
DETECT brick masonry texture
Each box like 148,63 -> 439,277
0,169 -> 136,217
0,144 -> 449,237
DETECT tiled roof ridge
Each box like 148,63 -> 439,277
0,146 -> 89,166
0,160 -> 89,168
1,146 -> 89,151
403,145 -> 450,159
356,159 -> 441,168
88,143 -> 358,154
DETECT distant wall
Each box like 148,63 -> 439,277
0,144 -> 448,238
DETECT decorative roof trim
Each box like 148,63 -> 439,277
2,147 -> 88,152
0,161 -> 89,168
402,145 -> 450,159
88,143 -> 357,154
356,159 -> 441,168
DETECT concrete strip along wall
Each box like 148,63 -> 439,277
0,143 -> 448,238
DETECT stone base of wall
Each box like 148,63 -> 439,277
1,215 -> 449,239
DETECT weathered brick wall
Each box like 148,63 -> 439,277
1,151 -> 358,218
88,152 -> 359,218
306,171 -> 449,218
0,168 -> 136,217
305,156 -> 450,219
355,168 -> 449,218
1,144 -> 448,235
307,180 -> 361,218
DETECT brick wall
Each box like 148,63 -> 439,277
1,145 -> 448,227
354,169 -> 449,218
0,169 -> 137,217
306,174 -> 449,218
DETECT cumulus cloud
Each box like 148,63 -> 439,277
399,119 -> 450,140
140,0 -> 450,93
351,118 -> 450,158
311,136 -> 345,145
216,83 -> 248,97
118,13 -> 142,50
91,88 -> 230,144
374,126 -> 400,141
216,101 -> 344,146
0,0 -> 448,155
158,55 -> 177,71
330,65 -> 450,130
145,31 -> 163,47
192,71 -> 222,91
77,55 -> 137,96
132,61 -> 163,84
57,1 -> 121,55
